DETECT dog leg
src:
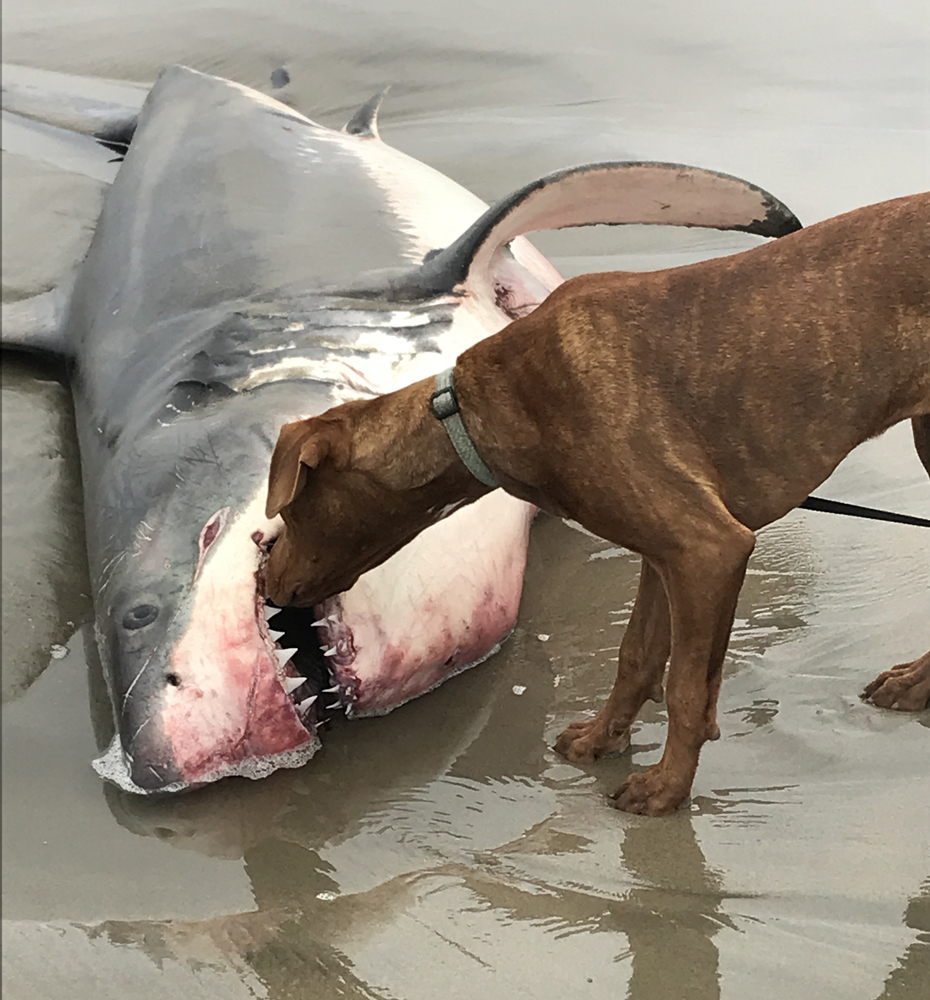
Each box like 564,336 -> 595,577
554,559 -> 670,762
862,416 -> 930,711
611,517 -> 755,816
862,651 -> 930,711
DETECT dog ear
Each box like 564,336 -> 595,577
265,417 -> 352,518
267,419 -> 314,518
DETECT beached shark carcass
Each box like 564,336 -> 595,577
1,65 -> 800,793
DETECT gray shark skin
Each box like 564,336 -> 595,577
1,65 -> 801,794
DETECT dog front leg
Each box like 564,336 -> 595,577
862,650 -> 930,711
554,558 -> 671,762
611,522 -> 755,816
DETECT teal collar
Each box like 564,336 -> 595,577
429,368 -> 500,489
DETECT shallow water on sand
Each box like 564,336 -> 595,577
2,3 -> 929,998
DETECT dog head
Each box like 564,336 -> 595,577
264,414 -> 359,607
263,410 -> 436,609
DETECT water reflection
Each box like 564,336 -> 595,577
875,879 -> 930,1000
621,817 -> 726,1000
77,904 -> 387,1000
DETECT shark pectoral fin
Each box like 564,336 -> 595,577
342,87 -> 390,140
403,161 -> 803,302
1,283 -> 74,358
2,110 -> 129,185
2,62 -> 145,149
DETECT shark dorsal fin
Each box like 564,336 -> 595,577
343,87 -> 389,139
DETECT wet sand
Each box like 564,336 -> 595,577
2,3 -> 929,998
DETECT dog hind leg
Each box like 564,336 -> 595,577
610,512 -> 756,816
861,414 -> 930,711
554,558 -> 671,763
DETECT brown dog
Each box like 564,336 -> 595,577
265,193 -> 930,816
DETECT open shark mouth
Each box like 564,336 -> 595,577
257,540 -> 515,727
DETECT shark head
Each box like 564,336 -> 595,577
87,395 -> 328,793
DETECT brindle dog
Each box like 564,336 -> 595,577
264,193 -> 930,816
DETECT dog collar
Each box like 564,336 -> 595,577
430,368 -> 500,488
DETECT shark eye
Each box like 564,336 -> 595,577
123,604 -> 159,629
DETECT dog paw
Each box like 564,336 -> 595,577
553,715 -> 631,764
609,767 -> 690,817
862,653 -> 930,711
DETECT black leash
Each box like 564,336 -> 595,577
800,495 -> 930,528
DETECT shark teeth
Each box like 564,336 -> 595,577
311,619 -> 327,627
276,647 -> 298,669
264,605 -> 282,620
283,675 -> 307,695
269,629 -> 285,642
322,646 -> 338,657
297,695 -> 317,713
322,685 -> 340,694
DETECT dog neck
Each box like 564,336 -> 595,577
347,377 -> 495,512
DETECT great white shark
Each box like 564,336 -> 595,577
1,64 -> 801,794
